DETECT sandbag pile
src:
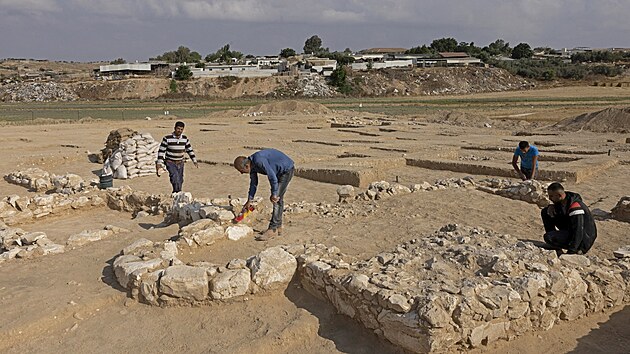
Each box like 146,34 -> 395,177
105,132 -> 160,179
102,128 -> 137,161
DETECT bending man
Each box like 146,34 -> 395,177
234,149 -> 294,241
512,141 -> 539,180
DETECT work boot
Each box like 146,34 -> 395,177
276,226 -> 283,236
256,228 -> 277,241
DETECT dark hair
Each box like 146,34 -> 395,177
518,141 -> 529,150
175,121 -> 185,128
547,182 -> 564,192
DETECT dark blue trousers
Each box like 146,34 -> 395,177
165,160 -> 184,193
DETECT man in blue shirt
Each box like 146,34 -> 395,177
511,141 -> 540,180
234,149 -> 295,241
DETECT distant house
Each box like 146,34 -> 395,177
304,58 -> 337,76
191,64 -> 277,78
96,62 -> 170,78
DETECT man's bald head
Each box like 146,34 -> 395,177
234,156 -> 251,174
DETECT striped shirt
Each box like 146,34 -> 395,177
156,133 -> 197,165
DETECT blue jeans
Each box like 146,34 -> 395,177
165,160 -> 184,193
269,168 -> 294,230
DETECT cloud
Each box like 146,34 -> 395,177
0,0 -> 60,13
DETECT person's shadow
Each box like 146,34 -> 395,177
570,305 -> 630,353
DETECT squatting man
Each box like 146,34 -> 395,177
541,182 -> 597,254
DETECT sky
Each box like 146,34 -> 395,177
1,0 -> 629,62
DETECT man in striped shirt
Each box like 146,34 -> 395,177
156,121 -> 198,193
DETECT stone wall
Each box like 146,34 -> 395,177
5,168 -> 85,194
113,233 -> 298,306
0,224 -> 65,263
297,225 -> 630,353
0,191 -> 106,225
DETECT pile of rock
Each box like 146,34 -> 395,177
105,186 -> 171,217
356,181 -> 413,201
66,225 -> 130,248
477,179 -> 550,207
5,168 -> 52,191
5,168 -> 85,194
285,200 -> 377,218
1,224 -> 65,263
297,224 -> 630,352
166,192 -> 263,225
298,75 -> 336,98
611,196 -> 630,223
0,82 -> 77,102
0,192 -> 105,225
104,132 -> 160,179
114,238 -> 298,306
176,218 -> 254,247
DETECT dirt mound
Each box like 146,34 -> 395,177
553,107 -> 630,133
425,110 -> 538,130
238,100 -> 332,117
350,67 -> 534,97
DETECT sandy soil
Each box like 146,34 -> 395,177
1,86 -> 629,353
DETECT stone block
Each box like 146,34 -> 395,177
123,238 -> 154,255
210,268 -> 251,300
248,246 -> 297,290
114,257 -> 163,288
225,225 -> 253,241
159,265 -> 209,301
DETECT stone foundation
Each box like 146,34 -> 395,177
0,224 -> 65,263
296,225 -> 630,353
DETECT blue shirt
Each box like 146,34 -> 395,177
514,145 -> 539,169
248,149 -> 294,200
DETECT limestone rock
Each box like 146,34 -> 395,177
613,246 -> 630,259
225,225 -> 254,241
559,254 -> 591,267
159,265 -> 209,301
336,185 -> 355,203
210,268 -> 251,299
123,238 -> 154,255
114,257 -> 163,288
67,229 -> 112,247
248,247 -> 297,290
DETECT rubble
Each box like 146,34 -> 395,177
611,196 -> 630,223
476,179 -> 551,207
0,225 -> 65,263
66,225 -> 130,248
0,191 -> 105,226
0,81 -> 77,102
297,75 -> 336,98
5,168 -> 86,194
296,225 -> 630,352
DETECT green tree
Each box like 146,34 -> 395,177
174,65 -> 193,80
206,44 -> 243,63
279,48 -> 296,58
486,39 -> 512,56
169,79 -> 178,93
110,58 -> 126,64
152,46 -> 200,63
429,38 -> 458,52
304,35 -> 323,54
512,43 -> 534,59
329,66 -> 352,94
406,45 -> 432,55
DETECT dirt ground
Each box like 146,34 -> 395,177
1,86 -> 629,353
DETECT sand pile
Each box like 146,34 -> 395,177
426,110 -> 536,130
553,107 -> 630,133
239,100 -> 331,117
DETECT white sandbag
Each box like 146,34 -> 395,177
122,154 -> 135,162
146,141 -> 160,151
123,160 -> 137,167
110,150 -> 123,170
127,167 -> 139,175
102,158 -> 113,176
132,134 -> 144,141
114,165 -> 128,179
140,133 -> 153,139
